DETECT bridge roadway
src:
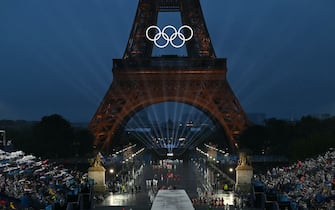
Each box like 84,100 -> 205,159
93,159 -> 254,210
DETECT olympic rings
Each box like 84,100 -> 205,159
146,25 -> 193,48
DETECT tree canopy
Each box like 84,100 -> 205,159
5,114 -> 93,158
239,116 -> 335,160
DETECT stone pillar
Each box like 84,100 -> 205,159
235,152 -> 253,192
88,153 -> 107,192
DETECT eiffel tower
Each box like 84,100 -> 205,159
89,0 -> 249,152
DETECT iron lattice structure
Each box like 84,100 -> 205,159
90,0 -> 249,152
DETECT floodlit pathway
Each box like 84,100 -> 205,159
94,160 -> 240,210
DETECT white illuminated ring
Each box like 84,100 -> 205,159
145,25 -> 193,48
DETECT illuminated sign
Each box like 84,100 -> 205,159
146,25 -> 193,48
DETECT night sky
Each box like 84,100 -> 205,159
1,0 -> 335,122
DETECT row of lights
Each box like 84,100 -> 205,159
122,147 -> 145,163
196,147 -> 217,162
114,144 -> 137,156
152,137 -> 186,141
195,149 -> 235,173
204,143 -> 228,155
109,147 -> 145,175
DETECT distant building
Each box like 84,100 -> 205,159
0,120 -> 36,128
311,113 -> 332,120
127,109 -> 150,128
182,113 -> 192,125
0,130 -> 6,147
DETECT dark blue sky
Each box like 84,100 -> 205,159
1,0 -> 335,122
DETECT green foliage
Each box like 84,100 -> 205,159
5,115 -> 93,158
240,116 -> 335,161
239,125 -> 268,154
74,128 -> 94,157
32,114 -> 74,158
4,115 -> 335,161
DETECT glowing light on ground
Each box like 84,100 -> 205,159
124,102 -> 215,155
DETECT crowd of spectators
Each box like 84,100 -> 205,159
255,149 -> 335,209
0,149 -> 92,209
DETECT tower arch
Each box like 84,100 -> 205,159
89,0 -> 249,153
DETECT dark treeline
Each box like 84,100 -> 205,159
1,115 -> 335,161
1,114 -> 94,158
240,116 -> 335,161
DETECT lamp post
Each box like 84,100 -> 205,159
108,168 -> 115,192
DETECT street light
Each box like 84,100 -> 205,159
229,168 -> 234,173
109,168 -> 114,174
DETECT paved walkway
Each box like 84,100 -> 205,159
93,161 -> 254,210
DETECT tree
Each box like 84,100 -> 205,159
73,128 -> 94,157
264,118 -> 293,156
32,114 -> 74,158
239,125 -> 267,154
